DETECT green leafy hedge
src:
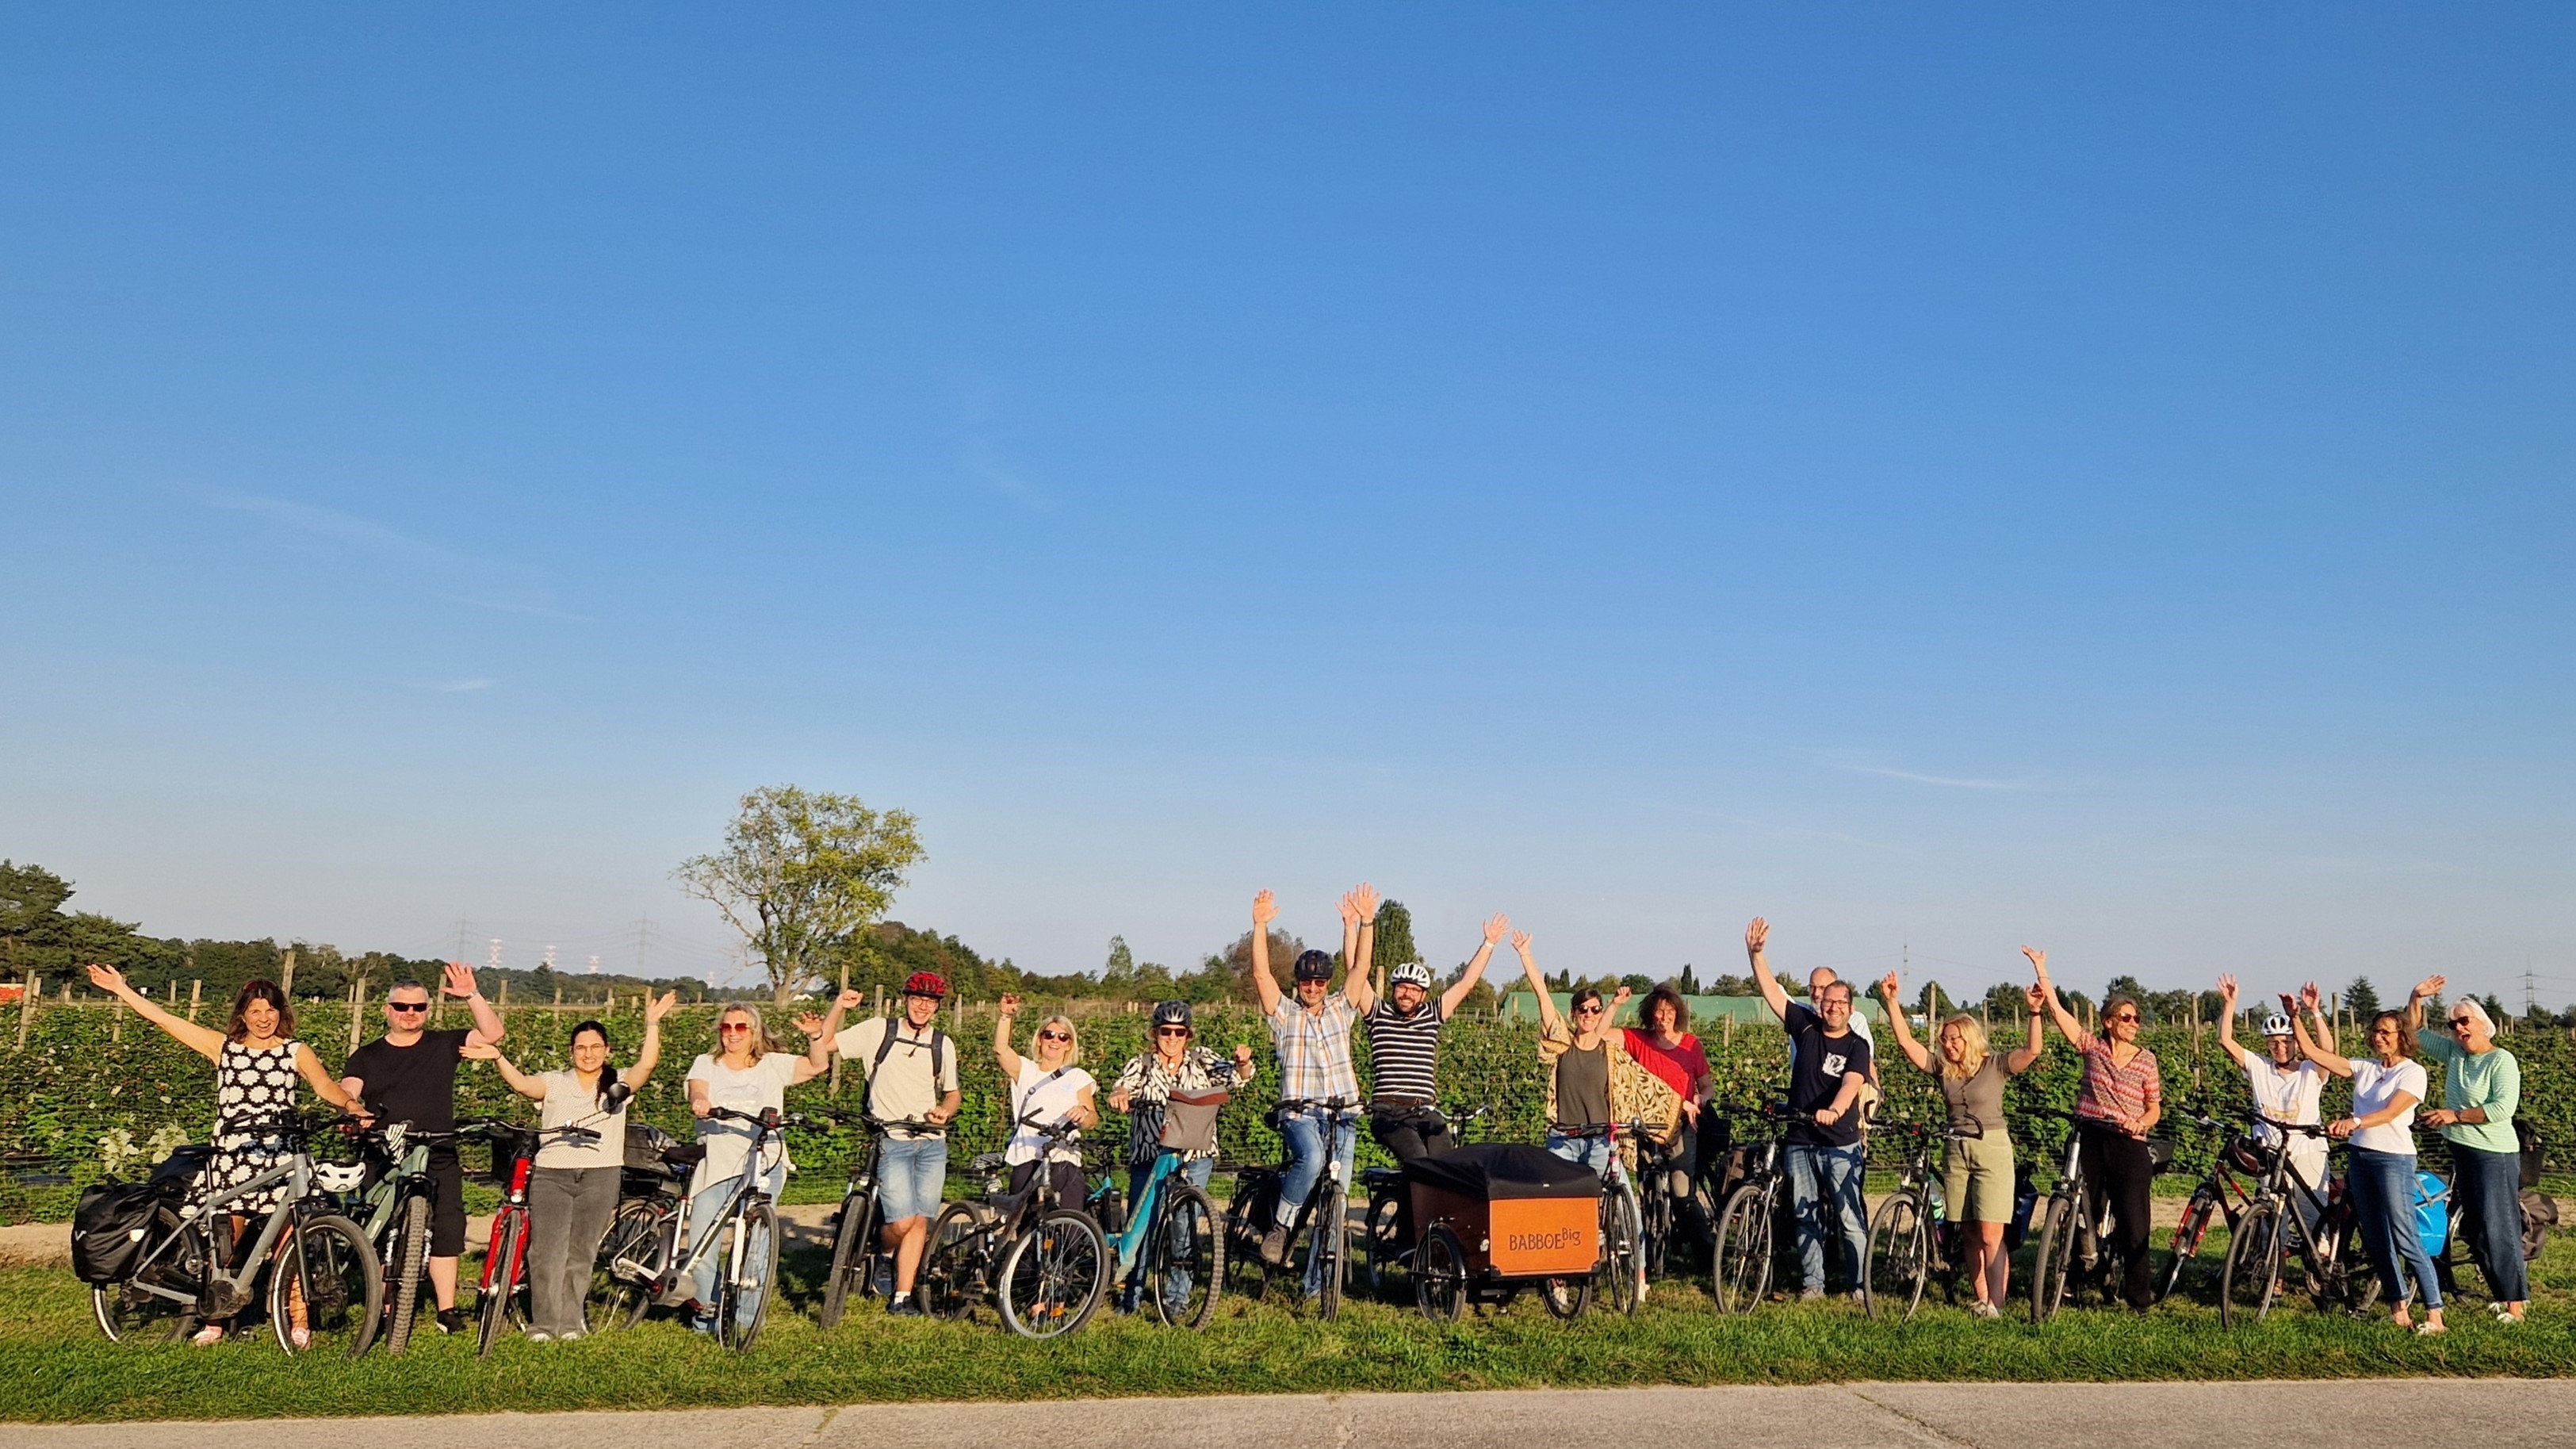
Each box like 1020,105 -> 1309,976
8,1001 -> 2571,1222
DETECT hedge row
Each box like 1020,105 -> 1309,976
6,999 -> 2571,1222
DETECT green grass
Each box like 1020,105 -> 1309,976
4,1229 -> 2573,1424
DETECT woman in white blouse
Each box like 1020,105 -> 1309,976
992,994 -> 1098,1207
2295,983 -> 2444,1335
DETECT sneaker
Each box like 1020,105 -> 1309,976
1969,1300 -> 2001,1320
689,1313 -> 718,1336
2414,1321 -> 2448,1336
887,1294 -> 924,1318
1849,1290 -> 1866,1305
435,1307 -> 465,1336
526,1330 -> 553,1344
189,1323 -> 226,1347
1797,1286 -> 1825,1302
557,1328 -> 584,1343
1260,1226 -> 1292,1267
873,1262 -> 895,1298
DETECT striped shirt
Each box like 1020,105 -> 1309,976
1365,1000 -> 1443,1105
2073,1037 -> 2161,1127
1268,995 -> 1361,1105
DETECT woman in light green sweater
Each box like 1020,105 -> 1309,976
2406,976 -> 2526,1322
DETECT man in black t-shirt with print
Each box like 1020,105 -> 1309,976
342,962 -> 505,1335
1745,917 -> 1873,1301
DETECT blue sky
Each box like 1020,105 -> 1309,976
6,6 -> 2570,1005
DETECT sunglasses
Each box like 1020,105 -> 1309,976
2105,1014 -> 2141,1024
2449,1018 -> 2475,1029
388,1001 -> 431,1014
719,1022 -> 754,1033
1038,1030 -> 1072,1043
1154,1026 -> 1191,1037
1573,1006 -> 1605,1017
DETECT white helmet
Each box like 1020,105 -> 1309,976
2260,1012 -> 2295,1039
1390,961 -> 1434,990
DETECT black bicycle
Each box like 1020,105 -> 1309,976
816,1110 -> 942,1329
1533,1120 -> 1645,1320
917,1112 -> 1109,1338
2221,1116 -> 2378,1326
1862,1117 -> 1974,1320
1223,1097 -> 1361,1319
1709,1103 -> 1820,1314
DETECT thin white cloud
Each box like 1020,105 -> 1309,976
1797,748 -> 2038,792
433,677 -> 496,692
203,489 -> 457,567
199,488 -> 591,622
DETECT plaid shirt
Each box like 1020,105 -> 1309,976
1268,995 -> 1361,1105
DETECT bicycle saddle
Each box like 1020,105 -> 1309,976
1361,1167 -> 1407,1187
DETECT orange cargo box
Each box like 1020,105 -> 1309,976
1412,1183 -> 1598,1277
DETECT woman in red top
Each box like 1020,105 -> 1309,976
2028,945 -> 2163,1312
1620,984 -> 1715,1202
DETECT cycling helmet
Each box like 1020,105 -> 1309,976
2260,1012 -> 2294,1039
902,971 -> 948,1000
1150,1000 -> 1193,1030
1292,949 -> 1335,983
1389,961 -> 1434,990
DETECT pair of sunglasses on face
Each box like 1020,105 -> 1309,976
389,1001 -> 431,1014
1038,1029 -> 1072,1043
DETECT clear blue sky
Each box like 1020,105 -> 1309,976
6,6 -> 2570,1006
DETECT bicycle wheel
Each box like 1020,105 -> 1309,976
999,1208 -> 1108,1340
273,1213 -> 383,1359
1311,1179 -> 1348,1321
1146,1183 -> 1223,1328
1220,1191 -> 1272,1299
588,1198 -> 665,1332
2156,1186 -> 2218,1305
817,1187 -> 877,1331
2030,1193 -> 2078,1324
2220,1200 -> 2283,1328
1414,1225 -> 1467,1322
919,1202 -> 990,1322
1598,1183 -> 1643,1317
1365,1191 -> 1406,1295
717,1199 -> 780,1351
94,1209 -> 200,1345
1863,1188 -> 1929,1321
477,1211 -> 526,1356
382,1194 -> 431,1355
1711,1183 -> 1774,1314
1538,1270 -> 1592,1318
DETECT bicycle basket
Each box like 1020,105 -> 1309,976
2144,1135 -> 2178,1174
2413,1170 -> 2451,1260
71,1182 -> 162,1286
1159,1090 -> 1228,1156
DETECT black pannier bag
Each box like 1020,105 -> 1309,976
71,1181 -> 163,1286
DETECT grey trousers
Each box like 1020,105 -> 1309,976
528,1166 -> 622,1335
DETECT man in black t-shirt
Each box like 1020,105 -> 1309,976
342,962 -> 505,1334
1746,917 -> 1873,1300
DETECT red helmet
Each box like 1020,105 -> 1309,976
902,971 -> 948,1000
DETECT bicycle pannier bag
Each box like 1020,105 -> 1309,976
1159,1089 -> 1228,1156
71,1181 -> 162,1286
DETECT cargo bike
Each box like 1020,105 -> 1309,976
1405,1142 -> 1641,1320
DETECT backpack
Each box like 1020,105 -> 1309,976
71,1181 -> 164,1286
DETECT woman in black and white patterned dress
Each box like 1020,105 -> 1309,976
87,964 -> 356,1344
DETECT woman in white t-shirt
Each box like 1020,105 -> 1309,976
470,990 -> 674,1341
681,1002 -> 833,1332
993,994 -> 1097,1208
2214,976 -> 2331,1232
2296,986 -> 2444,1335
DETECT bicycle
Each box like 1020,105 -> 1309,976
1223,1097 -> 1361,1319
2155,1111 -> 2276,1305
2027,1108 -> 2173,1321
587,1120 -> 703,1332
467,1091 -> 629,1356
1862,1117 -> 1974,1320
916,1112 -> 1109,1338
814,1110 -> 940,1329
553,1104 -> 792,1350
1533,1120 -> 1645,1319
1092,1138 -> 1227,1328
89,1112 -> 383,1357
1709,1103 -> 1821,1314
336,1120 -> 466,1355
1631,1117 -> 1712,1282
2221,1116 -> 2379,1326
1358,1103 -> 1489,1296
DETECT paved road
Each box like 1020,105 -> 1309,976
8,1380 -> 2575,1449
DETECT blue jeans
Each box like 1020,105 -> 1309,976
1280,1106 -> 1357,1297
2451,1141 -> 2529,1304
1123,1156 -> 1214,1309
686,1159 -> 788,1308
2348,1147 -> 2442,1311
1787,1141 -> 1868,1294
1545,1129 -> 1614,1176
878,1135 -> 948,1224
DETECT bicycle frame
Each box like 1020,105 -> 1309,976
117,1127 -> 331,1314
663,1129 -> 788,1289
1105,1148 -> 1193,1275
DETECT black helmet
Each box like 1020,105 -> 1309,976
1292,949 -> 1334,983
1150,1000 -> 1193,1030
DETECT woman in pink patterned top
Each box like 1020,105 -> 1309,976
2027,945 -> 2163,1312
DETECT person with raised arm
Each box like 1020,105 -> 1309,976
2297,983 -> 2444,1334
2409,974 -> 2521,1322
1745,918 -> 1872,1301
679,1001 -> 833,1332
2214,975 -> 2330,1240
1105,1000 -> 1257,1312
340,962 -> 507,1336
1347,895 -> 1504,1193
1617,983 -> 1716,1198
1875,971 -> 2045,1317
814,972 -> 961,1318
1247,887 -> 1365,1285
85,964 -> 357,1345
2027,946 -> 2161,1312
469,990 -> 674,1342
992,992 -> 1098,1209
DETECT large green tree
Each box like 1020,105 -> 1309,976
0,861 -> 72,979
675,785 -> 927,1004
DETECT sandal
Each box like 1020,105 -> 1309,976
189,1324 -> 225,1346
2413,1321 -> 2447,1336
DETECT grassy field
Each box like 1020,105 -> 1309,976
3,1229 -> 2571,1424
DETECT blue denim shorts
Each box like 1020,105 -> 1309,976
879,1134 -> 949,1222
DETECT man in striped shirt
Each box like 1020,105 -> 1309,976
1347,902 -> 1509,1244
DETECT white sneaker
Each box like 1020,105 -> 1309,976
526,1330 -> 553,1344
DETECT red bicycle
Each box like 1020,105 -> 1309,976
470,1084 -> 630,1355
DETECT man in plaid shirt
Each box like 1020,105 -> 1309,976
1248,887 -> 1366,1290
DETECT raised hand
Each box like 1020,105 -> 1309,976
1510,930 -> 1535,957
2021,945 -> 2049,980
459,1039 -> 501,1061
1612,984 -> 1634,1006
1744,918 -> 1770,956
2024,983 -> 2048,1013
2413,974 -> 2446,1002
999,993 -> 1023,1016
1336,894 -> 1361,927
1251,889 -> 1278,927
85,963 -> 129,995
2299,982 -> 2324,1013
2216,974 -> 2239,1006
1878,971 -> 1903,1001
835,988 -> 866,1013
1483,914 -> 1510,945
645,991 -> 677,1022
793,1012 -> 828,1037
1350,883 -> 1380,922
442,961 -> 479,999
1232,1043 -> 1256,1074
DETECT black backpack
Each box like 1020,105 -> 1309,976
71,1181 -> 164,1286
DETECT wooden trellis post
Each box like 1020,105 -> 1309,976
189,979 -> 202,1021
15,972 -> 37,1049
